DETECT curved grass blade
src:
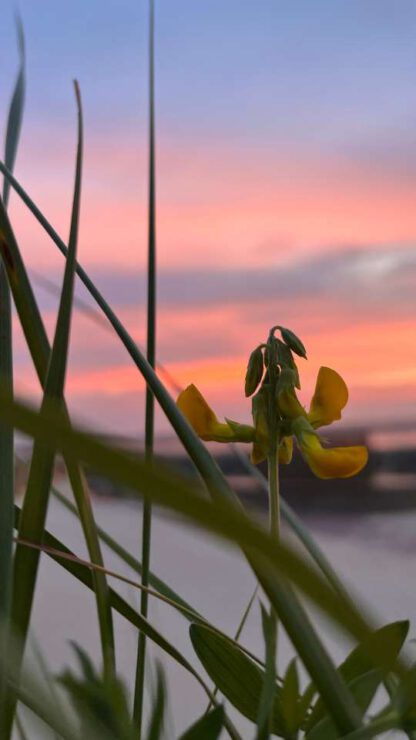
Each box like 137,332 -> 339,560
0,392 -> 389,734
0,158 -> 235,506
11,507 -> 241,740
0,157 -> 368,733
0,17 -> 25,734
0,91 -> 115,701
51,483 -> 200,618
135,1 -> 158,730
4,81 -> 90,735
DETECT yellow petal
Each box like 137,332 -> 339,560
279,436 -> 293,464
176,384 -> 234,442
300,432 -> 368,479
308,367 -> 349,428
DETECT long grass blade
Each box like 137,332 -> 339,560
0,17 -> 25,735
51,484 -> 201,618
4,81 -> 86,734
234,446 -> 356,604
0,158 -> 235,504
134,0 -> 157,730
12,505 -> 242,740
0,165 -> 365,731
0,95 -> 115,696
2,394 -> 385,647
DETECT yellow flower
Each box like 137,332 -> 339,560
176,367 -> 368,480
279,367 -> 368,479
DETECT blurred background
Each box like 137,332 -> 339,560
2,0 -> 416,511
3,3 -> 416,734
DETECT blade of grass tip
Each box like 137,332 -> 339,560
134,1 -> 157,731
12,505 -> 242,740
0,156 -> 364,732
2,393 -> 373,734
0,159 -> 236,506
0,118 -> 364,734
0,15 -> 25,736
145,663 -> 166,740
205,584 -> 259,713
4,81 -> 113,735
0,89 -> 115,696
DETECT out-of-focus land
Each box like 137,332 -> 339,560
16,422 -> 416,516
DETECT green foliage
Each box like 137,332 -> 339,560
60,644 -> 133,740
304,620 -> 409,734
190,623 -> 286,736
179,706 -> 225,739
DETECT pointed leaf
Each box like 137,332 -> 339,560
179,706 -> 225,740
305,621 -> 408,732
190,623 -> 285,735
307,669 -> 383,740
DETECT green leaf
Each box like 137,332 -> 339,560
6,81 -> 90,734
256,604 -> 278,740
0,82 -> 115,705
2,13 -> 25,209
134,0 -> 158,731
307,670 -> 383,740
0,156 -> 369,736
190,623 -> 285,735
12,503 -> 206,689
145,663 -> 167,740
280,659 -> 300,736
0,15 -> 25,735
2,392 -> 383,737
179,706 -> 225,739
304,620 -> 409,733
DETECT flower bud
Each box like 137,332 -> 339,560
244,346 -> 264,397
280,327 -> 307,359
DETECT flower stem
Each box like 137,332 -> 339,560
267,446 -> 280,539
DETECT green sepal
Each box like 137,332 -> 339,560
224,418 -> 256,443
244,346 -> 264,397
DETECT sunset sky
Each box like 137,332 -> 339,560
1,1 -> 416,436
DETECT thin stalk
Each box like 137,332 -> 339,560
0,19 -> 25,729
134,0 -> 156,733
